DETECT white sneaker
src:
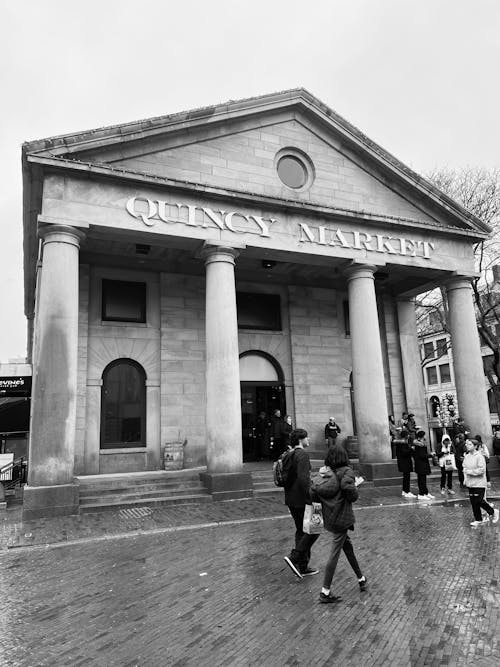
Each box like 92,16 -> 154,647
492,509 -> 499,524
401,491 -> 408,497
440,489 -> 446,495
425,494 -> 435,500
406,492 -> 416,498
417,494 -> 428,500
470,520 -> 483,527
448,489 -> 455,495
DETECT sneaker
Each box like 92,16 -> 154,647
417,494 -> 428,500
405,492 -> 416,498
284,556 -> 303,579
358,576 -> 368,591
448,489 -> 455,495
492,509 -> 499,524
487,482 -> 491,489
319,592 -> 342,604
470,520 -> 483,527
426,494 -> 435,500
440,488 -> 446,495
300,567 -> 319,576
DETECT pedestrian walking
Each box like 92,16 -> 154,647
436,434 -> 456,496
411,430 -> 435,500
394,428 -> 416,498
283,428 -> 320,579
474,435 -> 491,488
463,439 -> 499,527
324,417 -> 341,447
311,445 -> 367,604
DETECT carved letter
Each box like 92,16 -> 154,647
175,203 -> 198,226
126,197 -> 157,226
298,223 -> 316,243
202,208 -> 226,230
246,215 -> 276,238
421,241 -> 435,258
332,229 -> 351,248
375,235 -> 397,254
353,231 -> 373,251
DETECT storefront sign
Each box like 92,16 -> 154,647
125,197 -> 435,259
0,377 -> 32,397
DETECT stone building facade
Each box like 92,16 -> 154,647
21,89 -> 492,517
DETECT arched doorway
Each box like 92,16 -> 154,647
100,359 -> 146,448
239,351 -> 286,462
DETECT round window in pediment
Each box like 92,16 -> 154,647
275,148 -> 314,191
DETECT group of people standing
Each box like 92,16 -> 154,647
392,413 -> 498,527
253,409 -> 293,461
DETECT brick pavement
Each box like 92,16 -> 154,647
0,481 -> 499,666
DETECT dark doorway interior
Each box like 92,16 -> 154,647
240,383 -> 286,462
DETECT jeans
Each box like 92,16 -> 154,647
469,488 -> 494,521
440,468 -> 453,490
287,505 -> 319,571
323,530 -> 362,590
417,474 -> 428,495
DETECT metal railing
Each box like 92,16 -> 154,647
0,457 -> 27,488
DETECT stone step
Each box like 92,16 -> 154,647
79,485 -> 208,505
78,479 -> 205,496
80,493 -> 213,513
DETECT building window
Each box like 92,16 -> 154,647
100,359 -> 146,448
236,292 -> 282,331
426,366 -> 438,385
436,337 -> 448,357
275,148 -> 314,190
439,363 -> 451,383
423,342 -> 434,360
102,279 -> 146,323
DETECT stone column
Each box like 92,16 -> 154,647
397,298 -> 427,430
446,278 -> 491,438
346,264 -> 392,468
199,243 -> 252,500
23,225 -> 85,519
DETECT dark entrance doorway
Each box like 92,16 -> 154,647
241,383 -> 286,461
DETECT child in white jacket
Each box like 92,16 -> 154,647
463,439 -> 499,527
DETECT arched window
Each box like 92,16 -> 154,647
101,359 -> 146,449
429,396 -> 440,418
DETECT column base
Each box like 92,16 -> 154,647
200,471 -> 254,501
22,483 -> 80,520
357,461 -> 401,487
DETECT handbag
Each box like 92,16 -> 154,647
303,502 -> 324,535
443,453 -> 457,471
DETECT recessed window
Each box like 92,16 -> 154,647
439,363 -> 451,383
102,279 -> 146,323
426,366 -> 438,385
436,338 -> 448,357
237,292 -> 281,331
275,148 -> 314,190
422,342 -> 434,360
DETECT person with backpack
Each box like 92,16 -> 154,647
324,417 -> 342,448
283,428 -> 320,579
311,445 -> 367,603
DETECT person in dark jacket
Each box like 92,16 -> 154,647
269,409 -> 284,460
454,433 -> 467,489
324,417 -> 341,447
283,428 -> 319,579
412,430 -> 435,500
394,428 -> 416,498
311,445 -> 366,603
282,415 -> 293,450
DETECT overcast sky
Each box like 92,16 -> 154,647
1,0 -> 499,362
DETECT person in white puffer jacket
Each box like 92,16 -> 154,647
463,439 -> 499,527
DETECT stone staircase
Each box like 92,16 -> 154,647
76,469 -> 212,513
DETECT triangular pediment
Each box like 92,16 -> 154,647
23,89 -> 490,236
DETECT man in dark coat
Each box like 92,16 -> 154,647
283,428 -> 319,579
412,430 -> 434,500
269,409 -> 284,460
394,429 -> 416,498
324,417 -> 341,447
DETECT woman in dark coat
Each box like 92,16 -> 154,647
394,429 -> 416,498
412,429 -> 435,500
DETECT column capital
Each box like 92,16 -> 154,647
445,276 -> 475,293
38,224 -> 86,248
344,262 -> 378,282
198,241 -> 244,266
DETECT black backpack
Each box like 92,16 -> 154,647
273,449 -> 295,487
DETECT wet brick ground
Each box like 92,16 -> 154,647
0,481 -> 499,666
